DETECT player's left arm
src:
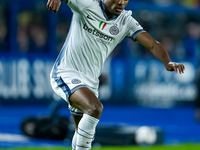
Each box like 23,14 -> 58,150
135,32 -> 185,74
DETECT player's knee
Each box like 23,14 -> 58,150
87,102 -> 103,119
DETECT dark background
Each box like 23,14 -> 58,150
0,0 -> 200,148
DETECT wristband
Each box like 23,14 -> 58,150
168,62 -> 179,66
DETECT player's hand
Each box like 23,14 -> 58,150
46,0 -> 61,14
166,62 -> 185,74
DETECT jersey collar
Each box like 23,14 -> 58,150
100,0 -> 118,21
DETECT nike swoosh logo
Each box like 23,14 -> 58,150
87,15 -> 95,21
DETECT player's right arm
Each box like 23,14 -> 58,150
47,0 -> 93,14
46,0 -> 61,14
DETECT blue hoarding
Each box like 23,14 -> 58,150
0,54 -> 198,108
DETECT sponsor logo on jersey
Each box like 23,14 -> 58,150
109,24 -> 119,35
99,21 -> 107,30
71,79 -> 81,84
83,24 -> 113,41
96,38 -> 110,45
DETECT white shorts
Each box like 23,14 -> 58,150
50,76 -> 99,115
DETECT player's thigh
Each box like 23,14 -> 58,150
69,87 -> 103,118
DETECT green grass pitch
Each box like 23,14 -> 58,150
2,144 -> 200,150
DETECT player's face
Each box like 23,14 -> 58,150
104,0 -> 129,18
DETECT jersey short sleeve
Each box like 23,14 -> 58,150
125,11 -> 145,41
67,0 -> 94,12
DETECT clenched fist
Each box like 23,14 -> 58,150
46,0 -> 61,14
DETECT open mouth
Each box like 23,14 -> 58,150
116,8 -> 123,12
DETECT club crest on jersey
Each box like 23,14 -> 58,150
109,24 -> 119,35
99,21 -> 107,30
71,79 -> 81,84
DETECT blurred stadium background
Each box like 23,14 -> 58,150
1,0 -> 200,149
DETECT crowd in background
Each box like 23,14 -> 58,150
0,0 -> 200,119
0,0 -> 200,62
142,0 -> 200,8
0,1 -> 9,51
17,3 -> 48,53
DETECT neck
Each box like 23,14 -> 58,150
103,2 -> 115,19
105,9 -> 114,19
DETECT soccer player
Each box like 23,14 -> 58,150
46,0 -> 185,149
